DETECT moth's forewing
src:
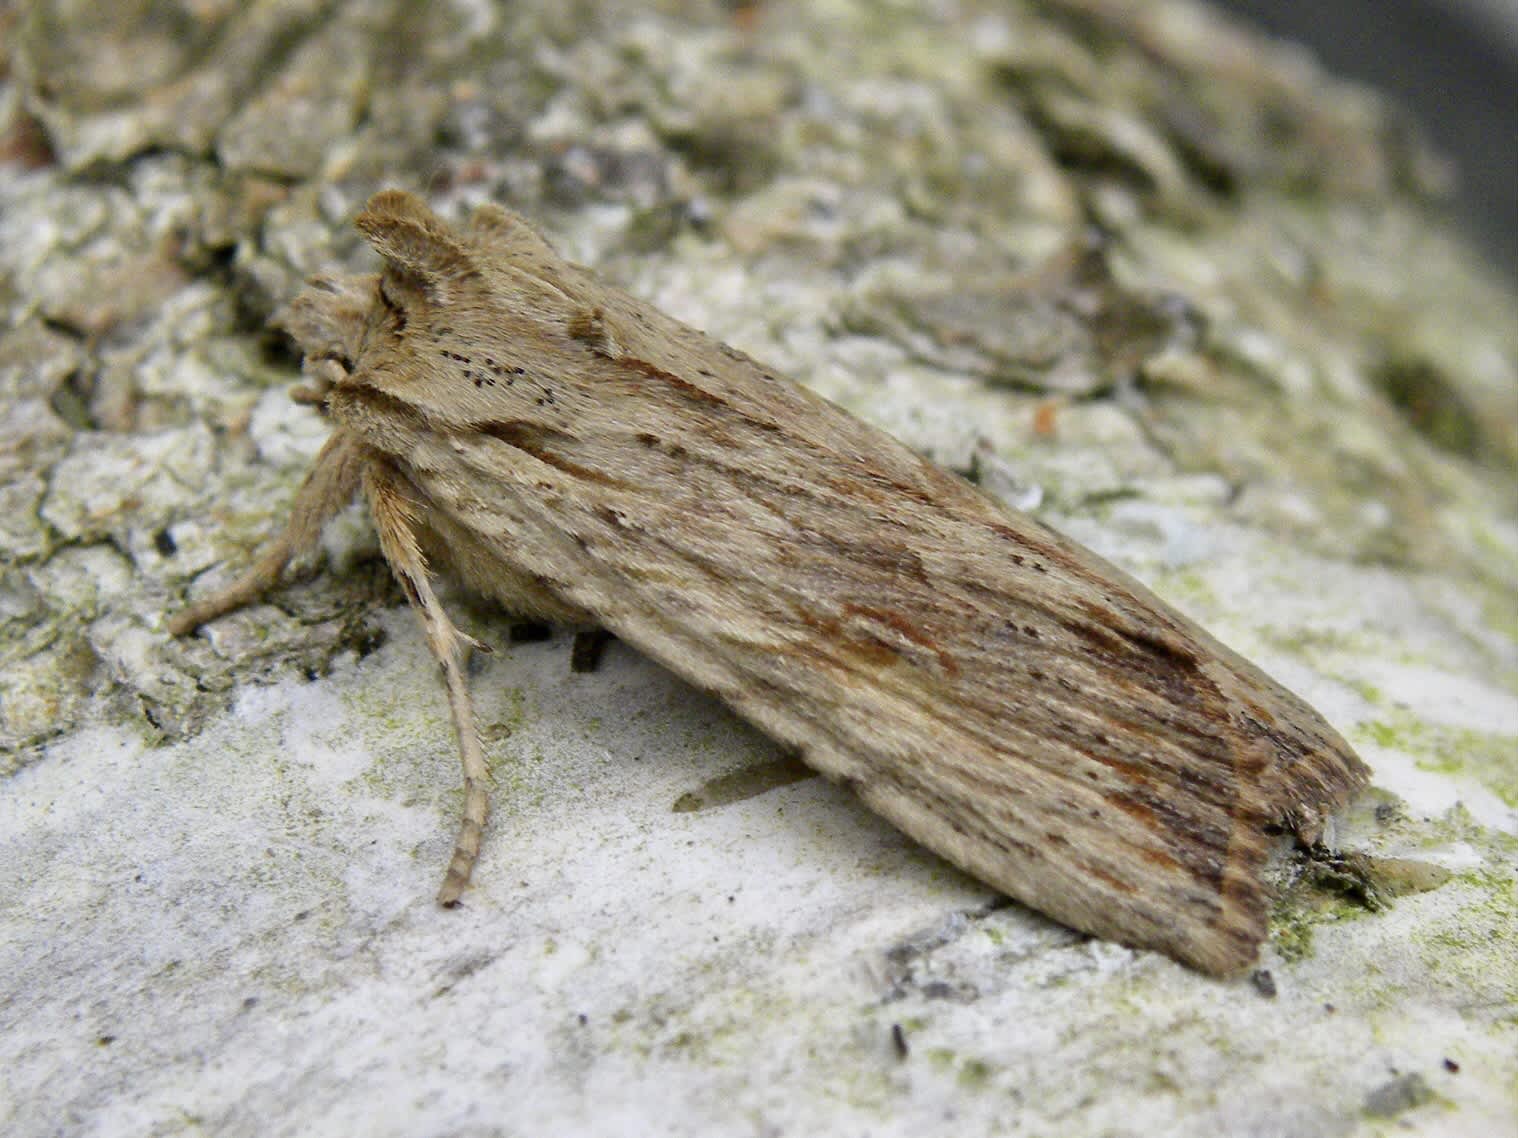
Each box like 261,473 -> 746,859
314,193 -> 1367,974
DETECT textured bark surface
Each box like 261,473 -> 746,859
1,1 -> 1514,1135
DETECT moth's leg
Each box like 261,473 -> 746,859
363,459 -> 491,907
168,431 -> 365,636
570,629 -> 613,673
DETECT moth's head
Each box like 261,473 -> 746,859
276,273 -> 382,394
276,192 -> 479,397
282,191 -> 578,407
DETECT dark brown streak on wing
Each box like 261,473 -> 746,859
626,512 -> 958,687
823,464 -> 952,511
618,420 -> 951,610
944,592 -> 1251,796
973,526 -> 1270,801
1042,613 -> 1267,881
1107,784 -> 1232,877
918,690 -> 1239,888
1069,618 -> 1207,708
623,356 -> 733,408
834,550 -> 1256,898
338,384 -> 636,493
1048,613 -> 1251,778
471,419 -> 634,489
891,747 -> 1171,911
643,431 -> 942,564
840,601 -> 959,676
789,605 -> 901,671
471,419 -> 577,448
868,743 -> 1264,966
618,353 -> 966,518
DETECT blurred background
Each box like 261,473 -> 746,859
1216,0 -> 1518,283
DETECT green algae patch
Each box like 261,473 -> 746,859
1413,868 -> 1518,993
1357,710 -> 1518,808
1270,847 -> 1454,962
923,1047 -> 997,1091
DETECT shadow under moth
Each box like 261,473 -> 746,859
170,190 -> 1368,976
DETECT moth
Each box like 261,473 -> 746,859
170,190 -> 1368,975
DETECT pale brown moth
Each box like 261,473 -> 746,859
170,190 -> 1368,975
